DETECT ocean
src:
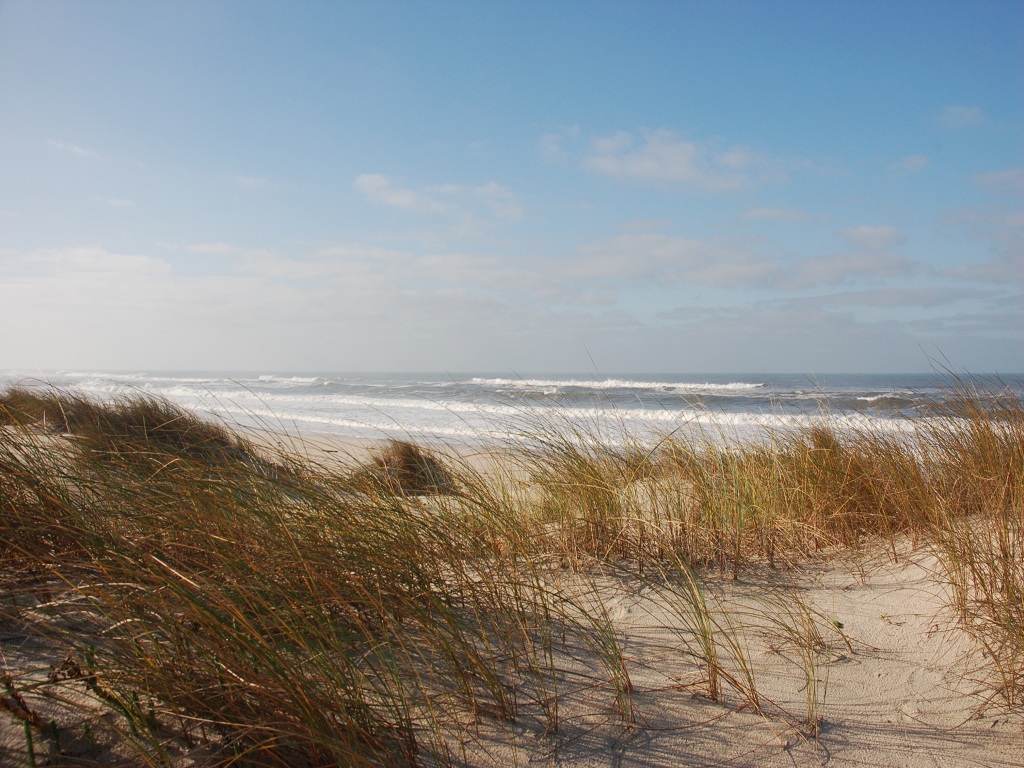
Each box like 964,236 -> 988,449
2,370 -> 1022,446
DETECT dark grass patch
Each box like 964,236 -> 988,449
362,439 -> 458,496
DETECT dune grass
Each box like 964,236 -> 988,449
0,377 -> 1021,765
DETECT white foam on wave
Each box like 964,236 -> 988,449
470,377 -> 765,393
255,375 -> 326,385
13,370 -> 925,448
205,403 -> 510,442
202,401 -> 917,449
140,385 -> 780,426
63,378 -> 916,433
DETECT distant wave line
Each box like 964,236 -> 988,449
469,377 -> 766,392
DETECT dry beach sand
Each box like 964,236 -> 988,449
432,552 -> 1023,767
2,423 -> 1022,767
4,545 -> 1021,766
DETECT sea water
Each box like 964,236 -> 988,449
2,370 -> 1021,446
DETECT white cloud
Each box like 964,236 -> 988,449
889,155 -> 931,174
472,182 -> 523,220
539,133 -> 567,162
353,174 -> 523,223
185,242 -> 270,257
716,146 -> 759,170
353,174 -> 452,213
905,308 -> 1023,340
974,168 -> 1024,198
781,250 -> 927,290
591,131 -> 635,156
646,300 -> 938,372
46,139 -> 98,158
939,105 -> 985,129
818,286 -> 981,308
88,196 -> 134,208
186,242 -> 236,255
944,207 -> 1024,282
35,246 -> 167,276
22,246 -> 170,277
538,125 -> 580,164
231,244 -> 406,283
2,237 -> 1016,372
839,225 -> 907,250
581,129 -> 780,192
575,233 -> 777,286
560,228 -> 929,296
0,242 -> 530,370
743,206 -> 816,223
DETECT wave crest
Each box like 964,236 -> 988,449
470,377 -> 765,393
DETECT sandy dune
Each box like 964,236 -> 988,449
450,550 -> 1022,767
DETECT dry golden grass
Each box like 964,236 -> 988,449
0,377 -> 1020,765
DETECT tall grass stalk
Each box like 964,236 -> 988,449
753,588 -> 852,735
920,376 -> 1024,707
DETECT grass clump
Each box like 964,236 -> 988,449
359,439 -> 458,496
0,389 -> 641,765
0,386 -> 67,430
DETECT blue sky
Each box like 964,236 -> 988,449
1,1 -> 1021,373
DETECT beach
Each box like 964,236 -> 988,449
1,378 -> 1022,766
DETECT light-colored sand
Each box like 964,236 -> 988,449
2,433 -> 1021,765
9,548 -> 1013,766
447,550 -> 1022,767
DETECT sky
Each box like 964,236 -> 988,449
1,1 -> 1021,374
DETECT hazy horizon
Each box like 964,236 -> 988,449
6,368 -> 1023,382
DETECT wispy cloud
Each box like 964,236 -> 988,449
539,133 -> 565,161
3,237 -> 1014,372
818,286 -> 981,308
904,308 -> 1024,339
186,242 -> 245,255
47,139 -> 99,158
538,126 -> 580,164
575,233 -> 777,286
581,129 -> 783,192
353,174 -> 522,220
780,251 -> 928,291
353,174 -> 452,213
22,246 -> 169,276
974,168 -> 1024,198
184,242 -> 279,262
88,196 -> 134,208
743,206 -> 818,223
472,181 -> 523,220
839,225 -> 907,250
889,154 -> 931,174
944,207 -> 1024,282
939,104 -> 986,129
